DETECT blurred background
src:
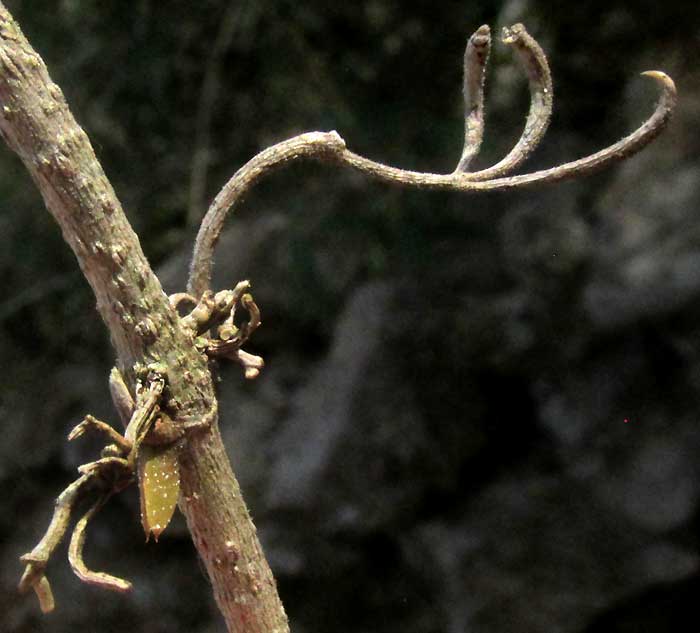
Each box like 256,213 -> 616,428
1,1 -> 699,632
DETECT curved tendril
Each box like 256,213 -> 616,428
188,131 -> 346,297
68,493 -> 133,593
455,25 -> 491,172
341,71 -> 675,191
470,70 -> 676,190
465,23 -> 553,180
186,26 -> 675,299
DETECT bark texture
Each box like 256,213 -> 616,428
0,5 -> 288,632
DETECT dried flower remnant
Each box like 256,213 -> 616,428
138,444 -> 181,541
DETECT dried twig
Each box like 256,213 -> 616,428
77,455 -> 131,477
68,414 -> 133,453
18,369 -> 171,611
124,376 -> 164,450
68,492 -> 132,593
18,474 -> 94,612
234,349 -> 265,380
181,283 -> 266,380
32,576 -> 55,614
109,367 -> 135,428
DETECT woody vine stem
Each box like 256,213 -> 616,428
0,4 -> 675,633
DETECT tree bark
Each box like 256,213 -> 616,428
0,5 -> 288,632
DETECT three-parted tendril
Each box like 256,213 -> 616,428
188,23 -> 676,298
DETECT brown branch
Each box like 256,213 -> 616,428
1,5 -> 289,632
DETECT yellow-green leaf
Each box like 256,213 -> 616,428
137,444 -> 180,541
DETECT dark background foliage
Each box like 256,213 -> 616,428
1,1 -> 699,632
